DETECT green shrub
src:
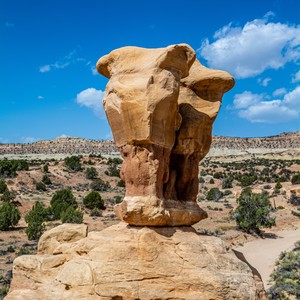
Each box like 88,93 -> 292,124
108,157 -> 123,165
232,190 -> 275,234
0,189 -> 16,203
223,190 -> 232,196
117,180 -> 125,187
105,161 -> 120,177
85,167 -> 98,179
268,240 -> 300,299
291,173 -> 300,184
43,164 -> 49,173
83,191 -> 105,210
114,196 -> 122,204
206,188 -> 223,201
0,202 -> 20,230
36,182 -> 46,191
275,181 -> 282,190
90,178 -> 110,192
209,178 -> 215,184
64,156 -> 82,172
289,192 -> 300,206
0,179 -> 7,193
60,206 -> 83,224
7,245 -> 15,253
50,189 -> 77,220
90,208 -> 103,217
222,177 -> 233,189
25,202 -> 46,240
0,159 -> 29,177
42,174 -> 52,185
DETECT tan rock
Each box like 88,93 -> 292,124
6,223 -> 266,300
96,44 -> 195,149
164,59 -> 234,202
38,223 -> 88,254
97,44 -> 210,226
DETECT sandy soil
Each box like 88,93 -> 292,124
235,221 -> 300,289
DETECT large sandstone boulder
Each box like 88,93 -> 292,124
6,223 -> 266,300
97,44 -> 234,226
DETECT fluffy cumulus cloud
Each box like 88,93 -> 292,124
292,70 -> 300,83
257,77 -> 271,87
199,13 -> 300,78
76,88 -> 105,118
232,86 -> 300,123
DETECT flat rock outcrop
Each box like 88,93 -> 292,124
6,223 -> 266,300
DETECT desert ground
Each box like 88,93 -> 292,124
0,146 -> 299,298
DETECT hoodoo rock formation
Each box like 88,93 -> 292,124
97,45 -> 234,226
5,44 -> 267,300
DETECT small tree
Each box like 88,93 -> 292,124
0,202 -> 20,230
206,187 -> 223,201
25,202 -> 46,240
222,177 -> 233,189
0,179 -> 7,193
61,206 -> 83,224
291,173 -> 300,184
50,189 -> 77,220
43,164 -> 49,173
85,167 -> 98,179
90,178 -> 110,192
0,189 -> 16,203
36,182 -> 46,191
64,156 -> 82,172
83,191 -> 105,210
275,181 -> 282,190
232,190 -> 275,234
42,174 -> 52,185
289,191 -> 300,206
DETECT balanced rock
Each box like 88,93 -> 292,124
97,44 -> 234,226
6,223 -> 266,300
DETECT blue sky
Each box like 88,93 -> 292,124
0,0 -> 299,143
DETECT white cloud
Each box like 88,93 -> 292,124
91,66 -> 98,75
76,88 -> 105,118
199,13 -> 300,78
257,77 -> 271,87
292,70 -> 300,83
233,91 -> 263,109
37,95 -> 44,99
39,49 -> 88,73
272,88 -> 287,97
39,65 -> 51,73
21,137 -> 38,144
233,86 -> 300,123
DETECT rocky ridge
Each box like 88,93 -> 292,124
0,131 -> 299,158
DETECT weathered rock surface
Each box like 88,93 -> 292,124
37,223 -> 88,255
97,45 -> 234,226
6,223 -> 266,300
164,59 -> 235,202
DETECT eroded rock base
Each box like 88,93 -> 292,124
114,196 -> 208,226
6,223 -> 266,300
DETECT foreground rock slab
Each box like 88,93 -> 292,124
6,223 -> 266,300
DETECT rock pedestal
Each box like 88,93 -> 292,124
97,44 -> 234,226
5,223 -> 266,300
